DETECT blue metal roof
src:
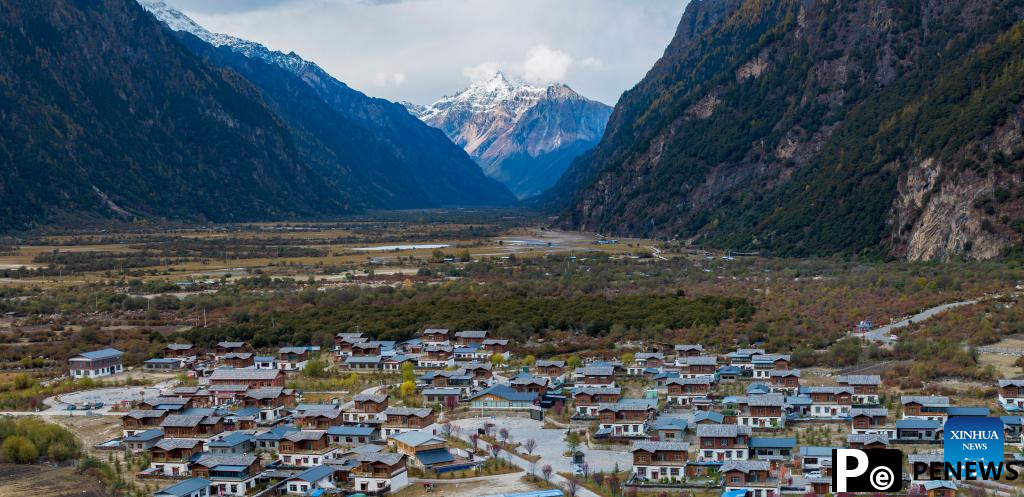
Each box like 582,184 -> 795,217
255,424 -> 299,440
289,465 -> 334,483
75,348 -> 122,360
230,406 -> 261,417
651,417 -> 688,431
747,383 -> 770,394
155,478 -> 211,497
416,448 -> 455,466
896,419 -> 941,429
345,355 -> 382,363
124,429 -> 163,442
469,384 -> 537,403
922,481 -> 958,490
693,411 -> 725,424
326,426 -> 375,437
786,395 -> 813,405
1001,416 -> 1023,425
948,407 -> 990,417
749,437 -> 796,449
208,432 -> 252,448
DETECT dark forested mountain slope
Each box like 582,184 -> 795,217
0,0 -> 514,232
141,1 -> 515,208
552,0 -> 1024,260
0,0 -> 351,230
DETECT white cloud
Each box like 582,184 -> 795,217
172,0 -> 688,104
578,57 -> 606,71
374,71 -> 407,87
462,61 -> 502,83
520,45 -> 572,85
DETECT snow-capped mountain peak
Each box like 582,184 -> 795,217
404,73 -> 612,199
409,72 -> 547,123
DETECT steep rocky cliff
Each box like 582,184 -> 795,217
552,0 -> 1024,260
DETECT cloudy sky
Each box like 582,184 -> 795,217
162,0 -> 689,105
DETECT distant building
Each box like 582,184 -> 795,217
154,478 -> 211,497
69,348 -> 123,378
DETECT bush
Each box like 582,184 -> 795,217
0,417 -> 79,464
2,436 -> 38,463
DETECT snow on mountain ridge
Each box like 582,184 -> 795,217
138,1 -> 319,79
405,72 -> 612,199
410,72 -> 547,124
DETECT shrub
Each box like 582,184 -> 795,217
2,436 -> 38,463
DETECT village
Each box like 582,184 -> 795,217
42,326 -> 1024,497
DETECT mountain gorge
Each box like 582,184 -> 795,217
407,73 -> 612,199
552,0 -> 1024,260
140,1 -> 514,210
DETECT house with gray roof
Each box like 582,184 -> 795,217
901,395 -> 950,421
154,478 -> 211,497
630,441 -> 689,482
69,348 -> 123,379
284,466 -> 337,495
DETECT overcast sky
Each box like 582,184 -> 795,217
163,0 -> 689,105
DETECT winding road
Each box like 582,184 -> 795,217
860,295 -> 1004,343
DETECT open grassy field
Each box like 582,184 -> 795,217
0,463 -> 111,497
0,212 -> 662,287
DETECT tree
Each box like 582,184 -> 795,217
542,464 -> 553,483
523,355 -> 537,366
444,395 -> 459,411
491,354 -> 506,368
399,380 -> 416,397
401,361 -> 415,382
567,356 -> 582,370
302,357 -> 328,378
441,421 -> 454,438
524,438 -> 537,455
470,433 -> 480,449
489,443 -> 502,460
621,352 -> 635,366
566,431 -> 582,453
567,477 -> 580,497
2,436 -> 37,464
499,428 -> 510,445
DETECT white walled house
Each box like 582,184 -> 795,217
69,348 -> 123,378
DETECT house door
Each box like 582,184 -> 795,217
651,471 -> 659,480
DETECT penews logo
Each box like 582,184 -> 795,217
944,416 -> 1004,478
833,449 -> 903,492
